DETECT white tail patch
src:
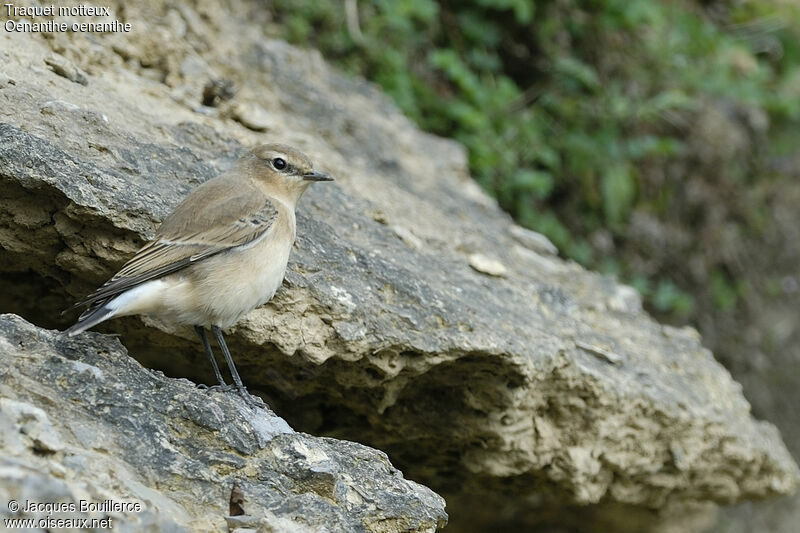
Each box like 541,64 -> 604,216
107,279 -> 168,316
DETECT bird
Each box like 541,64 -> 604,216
65,143 -> 334,401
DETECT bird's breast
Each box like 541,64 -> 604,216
181,210 -> 296,327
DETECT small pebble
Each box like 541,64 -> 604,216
509,224 -> 558,255
469,253 -> 507,277
392,225 -> 423,250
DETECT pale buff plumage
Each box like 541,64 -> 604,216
65,143 -> 333,397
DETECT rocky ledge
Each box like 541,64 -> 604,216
0,314 -> 446,532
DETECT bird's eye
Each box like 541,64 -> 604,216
272,158 -> 287,171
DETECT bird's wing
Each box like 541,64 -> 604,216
71,190 -> 280,312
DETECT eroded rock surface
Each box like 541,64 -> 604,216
0,1 -> 797,531
0,314 -> 446,532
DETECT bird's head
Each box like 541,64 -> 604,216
241,143 -> 334,204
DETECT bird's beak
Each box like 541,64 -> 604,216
303,170 -> 334,182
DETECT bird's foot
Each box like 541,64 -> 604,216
236,385 -> 267,409
198,383 -> 266,408
197,383 -> 237,393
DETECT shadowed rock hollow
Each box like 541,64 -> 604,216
0,1 -> 797,531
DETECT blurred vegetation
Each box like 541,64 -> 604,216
266,0 -> 800,327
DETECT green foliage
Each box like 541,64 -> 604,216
267,0 -> 800,322
651,280 -> 695,318
709,271 -> 742,313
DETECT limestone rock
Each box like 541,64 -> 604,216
0,314 -> 446,532
0,2 -> 797,531
468,253 -> 508,277
44,53 -> 89,86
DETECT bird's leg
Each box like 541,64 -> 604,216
211,325 -> 260,406
194,325 -> 232,391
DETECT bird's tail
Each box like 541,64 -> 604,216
63,304 -> 116,337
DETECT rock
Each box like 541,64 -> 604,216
44,53 -> 89,86
202,78 -> 237,107
391,225 -> 424,250
509,224 -> 558,255
226,102 -> 278,132
0,314 -> 447,532
0,3 -> 797,531
468,253 -> 508,277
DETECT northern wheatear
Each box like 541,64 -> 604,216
66,144 -> 333,400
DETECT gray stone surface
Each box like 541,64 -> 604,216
0,313 -> 447,532
0,1 -> 797,531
